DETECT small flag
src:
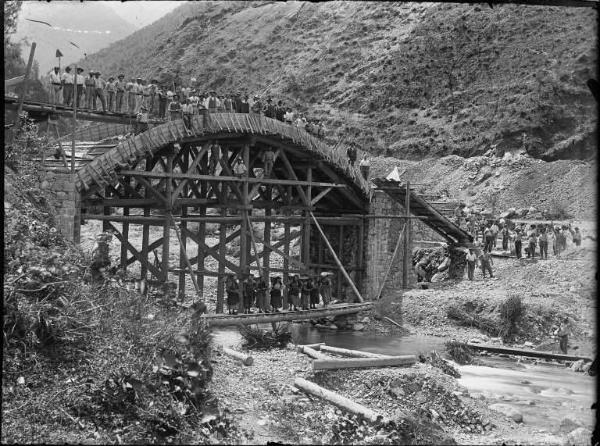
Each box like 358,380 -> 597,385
56,49 -> 63,58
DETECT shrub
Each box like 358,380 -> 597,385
238,323 -> 292,350
498,295 -> 525,341
445,341 -> 473,365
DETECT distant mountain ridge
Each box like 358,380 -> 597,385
81,1 -> 597,161
14,1 -> 134,74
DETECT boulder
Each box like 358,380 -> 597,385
360,316 -> 370,324
582,362 -> 592,373
559,416 -> 582,433
570,359 -> 585,372
563,427 -> 592,446
352,323 -> 365,331
517,208 -> 529,217
489,403 -> 523,423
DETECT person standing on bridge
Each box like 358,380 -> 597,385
61,66 -> 73,107
251,95 -> 263,116
270,277 -> 283,312
240,95 -> 250,113
206,91 -> 218,113
256,275 -> 268,313
209,141 -> 221,175
115,74 -> 126,113
309,277 -> 319,310
347,145 -> 357,167
157,85 -> 167,119
275,100 -> 286,122
85,71 -> 96,111
142,80 -> 151,112
93,71 -> 107,113
319,273 -> 332,307
49,66 -> 62,107
359,154 -> 371,181
182,98 -> 194,133
288,275 -> 301,311
514,229 -> 523,259
168,94 -> 182,121
134,78 -> 144,113
106,77 -> 116,112
262,147 -> 274,179
243,275 -> 256,314
284,107 -> 294,124
300,276 -> 310,310
75,67 -> 85,108
223,94 -> 233,113
226,274 -> 240,315
538,228 -> 549,259
126,78 -> 136,115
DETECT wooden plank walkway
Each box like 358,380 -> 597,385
466,342 -> 592,362
201,302 -> 373,327
373,178 -> 474,247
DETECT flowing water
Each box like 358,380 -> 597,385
213,324 -> 595,433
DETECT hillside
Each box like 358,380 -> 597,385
13,1 -> 134,74
80,1 -> 598,161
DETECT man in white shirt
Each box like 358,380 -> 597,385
359,154 -> 371,181
105,76 -> 116,112
127,78 -> 136,114
114,74 -> 126,113
93,71 -> 107,113
135,78 -> 144,113
75,67 -> 85,108
49,66 -> 62,107
466,248 -> 477,281
61,66 -> 73,107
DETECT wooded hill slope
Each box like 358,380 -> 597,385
81,1 -> 597,161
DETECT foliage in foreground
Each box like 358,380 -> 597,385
238,323 -> 292,350
419,350 -> 461,378
444,341 -> 474,365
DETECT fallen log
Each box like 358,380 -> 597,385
383,316 -> 403,329
222,347 -> 254,366
466,343 -> 592,363
296,343 -> 325,353
312,355 -> 416,371
294,377 -> 388,424
319,345 -> 391,359
300,345 -> 329,360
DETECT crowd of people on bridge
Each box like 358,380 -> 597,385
224,272 -> 340,315
46,67 -> 328,136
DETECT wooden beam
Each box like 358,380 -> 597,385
117,169 -> 346,189
375,224 -> 406,301
312,355 -> 416,371
319,345 -> 391,359
277,148 -> 309,206
202,302 -> 374,327
465,343 -> 592,362
108,222 -> 162,279
310,212 -> 364,303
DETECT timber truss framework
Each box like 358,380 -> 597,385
78,114 -> 370,312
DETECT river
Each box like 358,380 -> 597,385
213,324 -> 595,434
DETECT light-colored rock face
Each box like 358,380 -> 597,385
489,403 -> 523,423
563,427 -> 592,446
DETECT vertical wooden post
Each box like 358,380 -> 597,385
120,177 -> 129,271
337,225 -> 344,300
141,156 -> 151,280
263,186 -> 272,282
216,147 -> 227,313
403,181 -> 411,289
162,151 -> 173,283
197,145 -> 208,302
357,222 -> 364,293
303,168 -> 312,274
240,144 -> 250,279
178,146 -> 189,300
102,186 -> 111,233
15,42 -> 36,132
283,185 -> 292,309
71,63 -> 78,173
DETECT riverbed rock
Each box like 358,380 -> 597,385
360,316 -> 370,324
582,361 -> 592,373
352,323 -> 365,331
563,427 -> 592,446
570,359 -> 585,372
489,403 -> 523,423
559,416 -> 583,433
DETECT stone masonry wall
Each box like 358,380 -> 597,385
40,170 -> 81,243
365,190 -> 416,301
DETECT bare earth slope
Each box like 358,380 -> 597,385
81,1 -> 598,161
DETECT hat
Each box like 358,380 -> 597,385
140,105 -> 147,110
151,79 -> 158,83
190,77 -> 197,82
320,272 -> 334,277
108,77 -> 114,81
254,95 -> 259,99
266,97 -> 272,102
53,66 -> 60,70
77,67 -> 85,73
136,77 -> 142,81
94,71 -> 101,75
65,66 -> 72,71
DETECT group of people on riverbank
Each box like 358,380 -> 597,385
224,272 -> 334,315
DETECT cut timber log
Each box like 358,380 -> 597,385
222,347 -> 254,366
466,343 -> 592,363
312,355 -> 416,371
299,346 -> 329,360
296,343 -> 325,353
294,377 -> 388,424
319,345 -> 391,359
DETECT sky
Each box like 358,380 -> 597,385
103,1 -> 181,29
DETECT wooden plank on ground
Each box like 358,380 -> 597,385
466,343 -> 592,362
312,355 -> 416,371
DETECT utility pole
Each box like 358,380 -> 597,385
71,64 -> 78,173
14,42 -> 36,132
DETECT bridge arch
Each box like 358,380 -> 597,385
77,113 -> 371,312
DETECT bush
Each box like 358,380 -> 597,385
238,323 -> 292,350
446,303 -> 500,337
445,341 -> 473,365
498,295 -> 525,341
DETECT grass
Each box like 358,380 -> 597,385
444,341 -> 473,365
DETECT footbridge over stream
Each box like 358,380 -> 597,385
30,108 -> 471,321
